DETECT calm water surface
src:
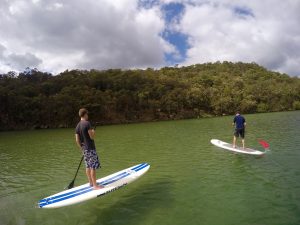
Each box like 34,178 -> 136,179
0,111 -> 299,225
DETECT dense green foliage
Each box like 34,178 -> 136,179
1,62 -> 300,130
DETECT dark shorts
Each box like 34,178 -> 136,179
82,149 -> 100,169
234,128 -> 245,139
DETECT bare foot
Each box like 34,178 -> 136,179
93,185 -> 104,190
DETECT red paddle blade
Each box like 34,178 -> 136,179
259,140 -> 270,149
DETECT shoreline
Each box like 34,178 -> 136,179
1,110 -> 298,132
1,62 -> 300,132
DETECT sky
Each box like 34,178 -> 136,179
0,0 -> 299,76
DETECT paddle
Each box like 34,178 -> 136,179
66,155 -> 84,189
259,140 -> 270,150
92,121 -> 100,130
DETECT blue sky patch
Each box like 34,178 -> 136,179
138,0 -> 159,10
162,2 -> 185,23
161,2 -> 189,65
234,6 -> 255,18
162,30 -> 189,64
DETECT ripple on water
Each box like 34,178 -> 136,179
0,111 -> 300,225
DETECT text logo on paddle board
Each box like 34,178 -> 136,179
97,183 -> 128,198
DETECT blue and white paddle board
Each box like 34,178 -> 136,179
211,139 -> 265,156
38,163 -> 150,208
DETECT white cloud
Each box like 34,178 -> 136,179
1,0 -> 299,76
176,0 -> 300,76
0,43 -> 42,71
0,0 -> 176,74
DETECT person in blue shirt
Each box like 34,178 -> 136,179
232,111 -> 246,149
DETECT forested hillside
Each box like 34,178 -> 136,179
1,62 -> 300,130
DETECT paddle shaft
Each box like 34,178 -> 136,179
72,155 -> 84,181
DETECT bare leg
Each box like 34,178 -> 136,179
242,139 -> 245,149
233,136 -> 237,148
91,169 -> 103,190
85,168 -> 93,186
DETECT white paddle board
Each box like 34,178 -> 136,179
38,163 -> 150,208
211,139 -> 265,156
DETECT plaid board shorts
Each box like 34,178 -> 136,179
82,148 -> 101,169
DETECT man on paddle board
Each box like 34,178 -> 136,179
75,108 -> 102,190
232,111 -> 246,149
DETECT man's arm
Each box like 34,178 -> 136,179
88,129 -> 95,140
87,122 -> 95,140
75,134 -> 82,149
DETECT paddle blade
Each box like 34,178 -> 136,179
259,140 -> 270,149
66,180 -> 75,190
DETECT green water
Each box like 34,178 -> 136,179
0,111 -> 300,225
